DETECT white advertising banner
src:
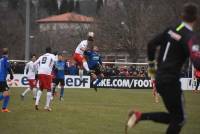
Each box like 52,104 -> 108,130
7,74 -> 90,88
6,74 -> 194,90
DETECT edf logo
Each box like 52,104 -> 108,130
21,76 -> 29,85
65,78 -> 88,87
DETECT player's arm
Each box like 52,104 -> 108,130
5,59 -> 14,80
33,56 -> 41,71
24,63 -> 28,75
147,31 -> 166,78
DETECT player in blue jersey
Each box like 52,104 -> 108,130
85,46 -> 104,92
52,52 -> 68,101
0,48 -> 14,112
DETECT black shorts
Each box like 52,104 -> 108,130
53,78 -> 65,86
0,81 -> 9,92
91,64 -> 102,75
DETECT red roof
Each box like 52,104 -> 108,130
36,12 -> 94,23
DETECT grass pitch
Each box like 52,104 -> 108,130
0,88 -> 200,134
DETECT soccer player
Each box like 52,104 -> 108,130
52,52 -> 67,101
0,48 -> 14,112
34,47 -> 56,111
21,54 -> 38,100
194,69 -> 200,93
125,3 -> 200,134
84,46 -> 104,92
73,32 -> 94,78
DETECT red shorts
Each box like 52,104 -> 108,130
73,53 -> 85,65
38,74 -> 52,90
28,79 -> 36,89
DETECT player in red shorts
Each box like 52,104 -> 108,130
34,47 -> 56,111
21,54 -> 38,100
73,32 -> 94,78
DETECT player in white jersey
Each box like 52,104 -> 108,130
34,47 -> 56,111
21,55 -> 37,100
73,32 -> 94,78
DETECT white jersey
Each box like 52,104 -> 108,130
24,61 -> 37,80
35,53 -> 56,75
75,40 -> 88,55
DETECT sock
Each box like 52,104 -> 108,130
0,94 -> 4,101
35,90 -> 42,106
60,87 -> 64,97
83,62 -> 90,72
52,84 -> 56,95
46,92 -> 52,107
32,88 -> 37,98
141,112 -> 170,124
22,88 -> 31,96
79,69 -> 83,80
2,96 -> 10,109
94,78 -> 102,86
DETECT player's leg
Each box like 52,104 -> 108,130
21,79 -> 32,100
59,79 -> 65,101
194,78 -> 200,92
0,82 -> 11,112
82,59 -> 90,72
44,75 -> 53,111
52,78 -> 59,97
125,81 -> 183,132
94,73 -> 104,87
35,75 -> 43,110
164,84 -> 185,134
32,80 -> 37,100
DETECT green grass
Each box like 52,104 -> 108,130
0,88 -> 200,134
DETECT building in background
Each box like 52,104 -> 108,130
36,12 -> 94,32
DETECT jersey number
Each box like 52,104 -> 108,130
41,57 -> 47,64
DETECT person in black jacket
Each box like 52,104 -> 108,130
125,3 -> 200,134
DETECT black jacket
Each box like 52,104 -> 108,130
148,22 -> 200,81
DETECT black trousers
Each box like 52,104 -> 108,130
141,80 -> 185,134
195,78 -> 200,90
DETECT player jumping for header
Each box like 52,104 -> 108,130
73,32 -> 95,79
84,46 -> 104,92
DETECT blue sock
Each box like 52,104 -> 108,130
60,87 -> 64,97
2,96 -> 10,109
0,94 -> 4,101
94,78 -> 102,86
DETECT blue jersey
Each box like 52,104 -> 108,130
54,60 -> 67,79
85,51 -> 102,70
0,56 -> 11,81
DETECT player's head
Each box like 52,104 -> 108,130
92,46 -> 99,52
46,47 -> 52,53
182,3 -> 198,23
2,48 -> 9,57
57,52 -> 63,61
31,54 -> 37,62
87,32 -> 94,42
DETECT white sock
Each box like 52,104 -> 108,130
22,88 -> 31,96
46,92 -> 52,107
83,61 -> 90,72
32,88 -> 37,98
35,90 -> 42,106
79,69 -> 83,80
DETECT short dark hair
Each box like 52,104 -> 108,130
182,3 -> 198,23
31,54 -> 36,58
2,48 -> 8,55
46,47 -> 52,53
88,36 -> 94,41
